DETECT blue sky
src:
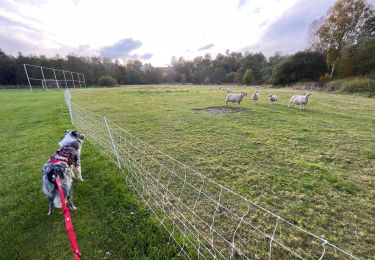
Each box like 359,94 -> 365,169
0,0 -> 373,66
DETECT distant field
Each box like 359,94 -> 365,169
70,85 -> 375,258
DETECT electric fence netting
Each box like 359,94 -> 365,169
64,89 -> 358,260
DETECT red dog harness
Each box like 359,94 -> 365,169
55,177 -> 82,260
49,144 -> 79,166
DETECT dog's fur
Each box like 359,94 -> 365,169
42,130 -> 84,215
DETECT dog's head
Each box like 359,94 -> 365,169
59,129 -> 85,147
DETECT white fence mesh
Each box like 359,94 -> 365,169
64,89 -> 358,259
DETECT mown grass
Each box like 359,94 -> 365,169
0,89 -> 181,259
69,85 -> 375,258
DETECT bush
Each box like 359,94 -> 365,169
325,77 -> 375,94
98,76 -> 118,87
242,69 -> 253,85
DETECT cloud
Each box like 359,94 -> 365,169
245,0 -> 336,56
0,15 -> 47,55
140,53 -> 153,60
101,38 -> 143,58
238,0 -> 249,9
197,43 -> 215,51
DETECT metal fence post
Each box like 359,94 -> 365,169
23,64 -> 33,92
53,69 -> 59,88
103,116 -> 121,168
40,67 -> 47,91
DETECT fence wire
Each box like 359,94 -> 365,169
64,89 -> 358,260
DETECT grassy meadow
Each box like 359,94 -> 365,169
0,89 -> 180,259
1,85 -> 374,259
71,85 -> 375,258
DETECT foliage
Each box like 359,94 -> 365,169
98,75 -> 118,87
325,77 -> 375,94
310,0 -> 374,78
242,68 -> 253,85
336,38 -> 375,78
271,51 -> 327,85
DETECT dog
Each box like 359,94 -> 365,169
42,130 -> 84,215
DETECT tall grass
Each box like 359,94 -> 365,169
325,77 -> 375,95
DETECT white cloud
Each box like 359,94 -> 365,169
0,0 -> 335,66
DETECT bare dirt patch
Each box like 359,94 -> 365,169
192,106 -> 244,115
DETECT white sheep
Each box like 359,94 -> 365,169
219,86 -> 224,90
288,93 -> 311,110
251,92 -> 260,102
268,94 -> 278,102
225,92 -> 247,106
226,88 -> 232,93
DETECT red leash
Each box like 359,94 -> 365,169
55,177 -> 82,260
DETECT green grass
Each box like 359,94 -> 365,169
0,89 -> 181,259
1,85 -> 374,259
69,85 -> 374,258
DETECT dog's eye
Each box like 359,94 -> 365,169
71,131 -> 78,137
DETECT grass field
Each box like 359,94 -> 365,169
71,85 -> 375,258
0,89 -> 181,259
1,85 -> 374,259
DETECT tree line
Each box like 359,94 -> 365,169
0,0 -> 373,87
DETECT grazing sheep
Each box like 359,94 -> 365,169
225,92 -> 247,106
268,94 -> 278,102
251,92 -> 260,102
226,88 -> 232,93
219,86 -> 224,90
288,93 -> 311,110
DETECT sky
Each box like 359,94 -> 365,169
0,0 -> 373,66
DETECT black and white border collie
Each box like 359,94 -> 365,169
42,130 -> 84,215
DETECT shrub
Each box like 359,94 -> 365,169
242,69 -> 253,85
98,76 -> 118,87
325,77 -> 375,94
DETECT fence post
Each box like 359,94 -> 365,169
40,67 -> 47,91
103,116 -> 121,168
53,69 -> 59,88
23,64 -> 33,92
65,89 -> 74,124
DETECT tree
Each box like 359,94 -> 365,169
242,69 -> 253,85
271,51 -> 326,85
311,0 -> 374,78
203,77 -> 210,85
337,38 -> 375,77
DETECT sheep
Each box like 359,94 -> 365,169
219,86 -> 224,90
251,92 -> 260,102
226,88 -> 232,93
268,94 -> 278,102
225,92 -> 247,106
288,93 -> 311,110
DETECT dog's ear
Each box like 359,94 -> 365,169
71,130 -> 78,138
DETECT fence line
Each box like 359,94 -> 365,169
24,64 -> 86,91
64,89 -> 358,259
